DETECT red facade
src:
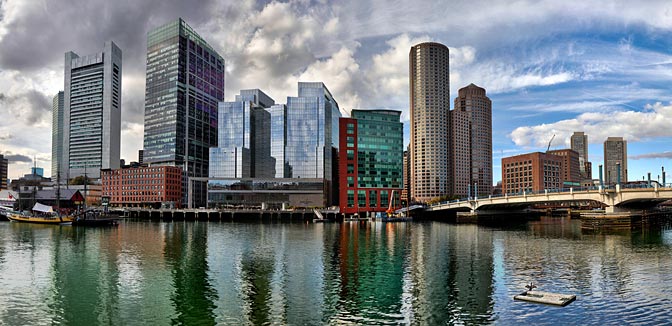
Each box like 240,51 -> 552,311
101,165 -> 183,208
338,118 -> 402,215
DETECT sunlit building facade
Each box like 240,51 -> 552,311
142,18 -> 224,207
101,165 -> 183,208
338,110 -> 403,215
410,42 -> 451,202
64,41 -> 122,179
604,137 -> 627,185
51,91 -> 64,182
502,152 -> 562,194
571,132 -> 592,179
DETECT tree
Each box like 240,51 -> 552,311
68,176 -> 94,185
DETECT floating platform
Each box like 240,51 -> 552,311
513,290 -> 576,306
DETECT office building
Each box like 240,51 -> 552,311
207,82 -> 341,208
209,89 -> 275,179
571,132 -> 591,179
338,110 -> 403,215
547,149 -> 581,187
604,137 -> 627,184
142,18 -> 225,207
401,148 -> 410,203
51,91 -> 64,182
0,155 -> 7,190
410,42 -> 450,202
101,165 -> 183,208
64,41 -> 122,179
502,152 -> 562,194
452,83 -> 492,197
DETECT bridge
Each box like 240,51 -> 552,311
427,184 -> 672,214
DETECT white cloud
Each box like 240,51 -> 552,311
510,102 -> 672,149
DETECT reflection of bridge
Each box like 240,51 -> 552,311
427,185 -> 672,214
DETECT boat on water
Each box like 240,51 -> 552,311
6,203 -> 74,225
72,209 -> 119,227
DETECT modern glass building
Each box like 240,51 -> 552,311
51,91 -> 64,182
207,82 -> 341,208
339,109 -> 403,215
64,41 -> 122,179
209,89 -> 274,179
143,18 -> 225,207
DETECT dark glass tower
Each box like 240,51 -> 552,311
143,18 -> 224,207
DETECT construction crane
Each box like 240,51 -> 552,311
546,134 -> 556,152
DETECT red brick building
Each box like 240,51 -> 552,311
101,165 -> 183,208
338,110 -> 403,215
547,149 -> 581,186
502,152 -> 562,194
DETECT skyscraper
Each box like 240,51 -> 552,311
51,91 -> 64,182
143,18 -> 225,207
410,42 -> 450,202
571,132 -> 591,179
604,137 -> 627,184
209,89 -> 274,179
64,41 -> 122,179
452,83 -> 492,197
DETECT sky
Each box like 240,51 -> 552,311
1,0 -> 672,184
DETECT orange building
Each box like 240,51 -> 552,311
502,152 -> 562,194
101,165 -> 183,208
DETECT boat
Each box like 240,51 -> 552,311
72,210 -> 119,227
6,203 -> 74,225
379,190 -> 412,222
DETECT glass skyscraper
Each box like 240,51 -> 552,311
51,91 -> 64,182
143,18 -> 224,207
207,82 -> 341,208
64,41 -> 122,179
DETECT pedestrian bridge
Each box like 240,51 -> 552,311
427,185 -> 672,213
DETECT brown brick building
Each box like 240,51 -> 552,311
547,149 -> 581,186
101,165 -> 183,208
502,152 -> 562,194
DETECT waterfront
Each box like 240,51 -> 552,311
0,217 -> 670,325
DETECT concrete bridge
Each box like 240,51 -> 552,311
427,184 -> 672,214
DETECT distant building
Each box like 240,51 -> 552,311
101,165 -> 183,208
452,83 -> 492,197
64,41 -> 122,179
31,167 -> 44,177
410,42 -> 451,202
338,110 -> 403,215
401,148 -> 410,203
142,18 -> 225,208
571,132 -> 591,179
138,149 -> 144,164
547,149 -> 581,186
51,91 -> 64,182
0,155 -> 7,190
502,152 -> 562,194
604,137 -> 627,184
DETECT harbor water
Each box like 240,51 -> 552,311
0,217 -> 670,325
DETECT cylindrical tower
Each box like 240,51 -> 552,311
409,42 -> 450,202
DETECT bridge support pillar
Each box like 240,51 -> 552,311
605,205 -> 629,214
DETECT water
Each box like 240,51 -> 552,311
0,217 -> 671,325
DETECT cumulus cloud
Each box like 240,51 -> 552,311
3,153 -> 31,163
510,103 -> 672,148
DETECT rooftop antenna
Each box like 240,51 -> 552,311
546,134 -> 556,152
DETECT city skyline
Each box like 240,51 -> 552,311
1,1 -> 672,184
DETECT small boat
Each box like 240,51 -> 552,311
72,210 -> 119,227
513,284 -> 576,306
6,204 -> 74,225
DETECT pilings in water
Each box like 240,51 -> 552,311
121,208 -> 340,222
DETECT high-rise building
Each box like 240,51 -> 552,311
51,91 -> 64,182
286,82 -> 341,205
209,89 -> 275,179
571,132 -> 591,179
547,149 -> 581,186
401,147 -> 410,203
502,152 -> 562,194
338,110 -> 403,215
64,41 -> 122,179
0,155 -> 7,190
142,18 -> 225,207
452,83 -> 492,197
410,42 -> 450,202
604,137 -> 627,184
207,82 -> 340,208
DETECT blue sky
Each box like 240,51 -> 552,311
1,0 -> 672,184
